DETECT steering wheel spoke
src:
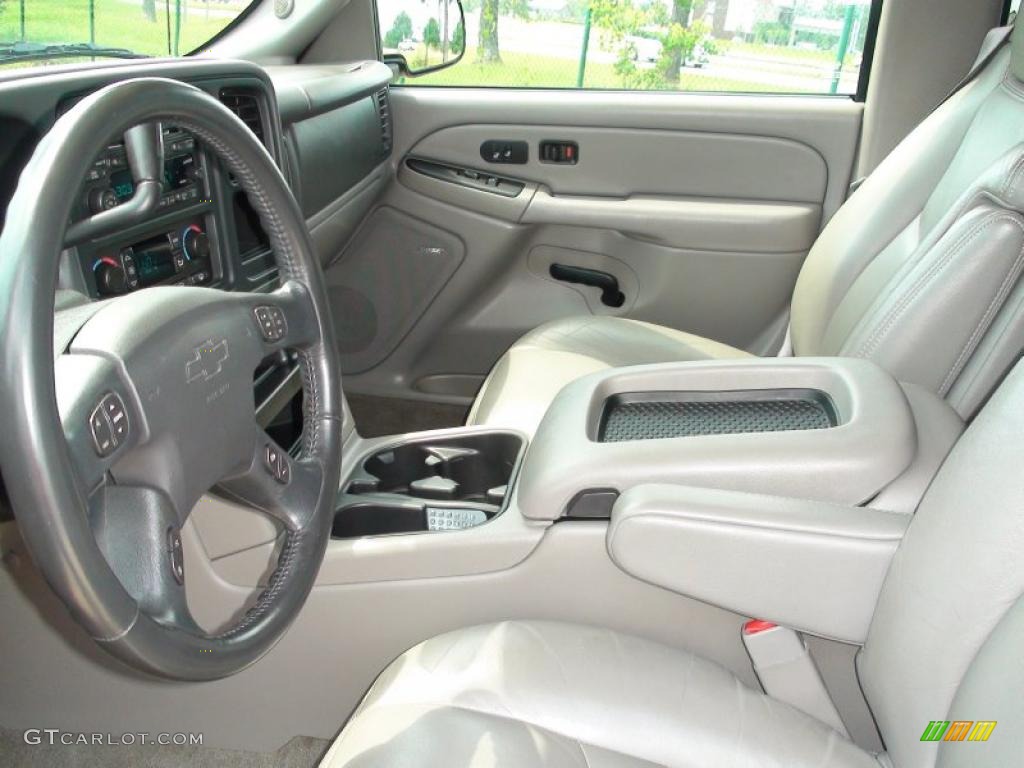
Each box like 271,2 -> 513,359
237,280 -> 320,356
55,350 -> 142,493
90,484 -> 200,631
218,429 -> 326,533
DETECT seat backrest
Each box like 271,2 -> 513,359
790,28 -> 1024,419
858,357 -> 1024,767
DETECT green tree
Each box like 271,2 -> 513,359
660,0 -> 692,85
502,0 -> 530,17
383,11 -> 414,49
476,0 -> 530,63
452,20 -> 465,52
593,0 -> 706,90
424,18 -> 441,47
142,0 -> 157,23
477,0 -> 502,62
423,17 -> 441,65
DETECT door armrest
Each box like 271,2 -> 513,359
607,484 -> 911,643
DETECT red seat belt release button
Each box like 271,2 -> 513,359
743,619 -> 777,635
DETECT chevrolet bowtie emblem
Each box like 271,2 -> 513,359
185,338 -> 230,384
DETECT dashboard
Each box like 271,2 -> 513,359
0,60 -> 288,307
0,56 -> 394,521
0,61 -> 293,522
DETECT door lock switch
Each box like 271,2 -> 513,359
540,140 -> 579,164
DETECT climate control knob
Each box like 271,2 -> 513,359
94,259 -> 127,296
181,226 -> 210,262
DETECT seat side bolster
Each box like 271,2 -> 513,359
607,485 -> 910,644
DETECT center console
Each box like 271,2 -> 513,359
506,355 -> 964,643
517,356 -> 962,520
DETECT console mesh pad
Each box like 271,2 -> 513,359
599,397 -> 834,442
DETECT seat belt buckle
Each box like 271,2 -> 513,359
741,620 -> 849,736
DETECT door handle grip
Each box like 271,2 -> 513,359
549,263 -> 625,308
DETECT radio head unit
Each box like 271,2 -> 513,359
81,126 -> 203,217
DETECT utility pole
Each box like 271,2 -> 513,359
576,7 -> 592,88
174,0 -> 182,56
442,0 -> 449,61
830,4 -> 856,94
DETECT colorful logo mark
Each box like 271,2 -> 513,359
920,721 -> 996,742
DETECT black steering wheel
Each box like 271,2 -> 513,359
0,79 -> 343,680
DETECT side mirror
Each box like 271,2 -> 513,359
380,0 -> 466,78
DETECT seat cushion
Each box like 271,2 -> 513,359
467,317 -> 751,433
320,621 -> 878,768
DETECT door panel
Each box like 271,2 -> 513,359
331,88 -> 863,404
410,124 -> 828,201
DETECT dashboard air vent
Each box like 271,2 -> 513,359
375,88 -> 393,157
219,89 -> 265,146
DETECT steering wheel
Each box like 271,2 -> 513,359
0,79 -> 343,680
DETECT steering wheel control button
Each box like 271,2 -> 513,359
103,393 -> 129,441
265,443 -> 291,484
89,392 -> 129,457
254,305 -> 287,342
89,407 -> 114,456
167,527 -> 185,585
426,507 -> 488,531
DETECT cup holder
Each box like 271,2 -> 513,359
348,432 -> 522,503
333,431 -> 525,539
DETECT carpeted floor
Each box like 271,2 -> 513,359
0,728 -> 329,767
346,393 -> 468,437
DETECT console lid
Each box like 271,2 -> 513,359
607,484 -> 911,643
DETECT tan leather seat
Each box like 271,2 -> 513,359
320,621 -> 877,768
326,336 -> 1024,768
470,27 -> 1024,435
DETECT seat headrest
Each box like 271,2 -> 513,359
1013,25 -> 1024,81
